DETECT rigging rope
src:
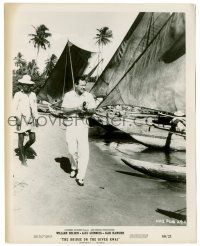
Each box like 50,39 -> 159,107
62,44 -> 68,98
68,42 -> 75,90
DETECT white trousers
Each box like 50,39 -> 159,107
65,121 -> 89,180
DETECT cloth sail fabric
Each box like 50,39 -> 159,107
91,13 -> 185,114
38,41 -> 96,103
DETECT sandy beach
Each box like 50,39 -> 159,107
12,114 -> 186,226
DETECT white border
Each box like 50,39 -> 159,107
1,0 -> 199,246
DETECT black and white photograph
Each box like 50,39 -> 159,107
4,3 -> 196,243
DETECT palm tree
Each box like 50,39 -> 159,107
43,54 -> 57,78
13,53 -> 27,94
14,52 -> 26,68
28,24 -> 52,60
26,59 -> 39,77
94,27 -> 113,47
94,27 -> 113,78
13,52 -> 27,79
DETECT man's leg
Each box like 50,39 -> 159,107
24,131 -> 36,149
18,133 -> 27,165
76,125 -> 89,184
66,127 -> 78,176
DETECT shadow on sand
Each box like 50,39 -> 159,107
115,170 -> 158,180
156,208 -> 186,221
15,147 -> 37,159
55,157 -> 71,174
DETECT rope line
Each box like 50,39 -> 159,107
62,44 -> 68,98
68,42 -> 75,90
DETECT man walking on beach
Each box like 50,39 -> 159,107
13,75 -> 39,166
62,77 -> 96,186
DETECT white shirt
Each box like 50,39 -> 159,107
62,90 -> 96,118
13,91 -> 39,121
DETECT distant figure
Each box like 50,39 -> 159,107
170,110 -> 186,133
62,77 -> 96,186
13,75 -> 39,165
165,110 -> 186,150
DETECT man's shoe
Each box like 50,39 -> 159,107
14,148 -> 20,155
26,147 -> 37,156
76,178 -> 84,186
70,170 -> 77,178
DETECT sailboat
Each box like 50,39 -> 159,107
37,40 -> 99,116
90,12 -> 186,151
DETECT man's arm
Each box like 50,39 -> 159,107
62,106 -> 83,116
62,105 -> 95,117
13,92 -> 21,129
82,94 -> 96,116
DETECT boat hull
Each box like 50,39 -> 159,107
121,158 -> 186,182
131,132 -> 185,151
93,109 -> 186,151
37,103 -> 50,113
48,105 -> 66,118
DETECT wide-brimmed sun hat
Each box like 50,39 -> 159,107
174,110 -> 185,117
18,75 -> 35,85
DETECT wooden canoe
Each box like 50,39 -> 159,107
131,132 -> 186,151
48,105 -> 67,118
37,103 -> 50,113
93,105 -> 184,137
121,158 -> 186,182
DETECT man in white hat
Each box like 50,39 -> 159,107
13,75 -> 39,165
170,110 -> 186,132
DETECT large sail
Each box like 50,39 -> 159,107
90,12 -> 171,98
95,13 -> 186,113
38,41 -> 96,103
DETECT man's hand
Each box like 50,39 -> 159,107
16,117 -> 21,126
78,106 -> 87,118
62,105 -> 83,115
16,125 -> 21,131
79,107 -> 95,117
16,117 -> 21,131
76,105 -> 84,113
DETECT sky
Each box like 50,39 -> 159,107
10,4 -> 138,73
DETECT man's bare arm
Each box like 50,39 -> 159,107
62,106 -> 83,116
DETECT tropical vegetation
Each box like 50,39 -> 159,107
94,26 -> 113,78
13,25 -> 55,95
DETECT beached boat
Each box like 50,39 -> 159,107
48,105 -> 67,118
37,103 -> 50,113
90,13 -> 186,151
92,104 -> 186,151
93,104 -> 173,133
131,131 -> 186,151
121,157 -> 186,182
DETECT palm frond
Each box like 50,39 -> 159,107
94,26 -> 113,48
28,24 -> 52,56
